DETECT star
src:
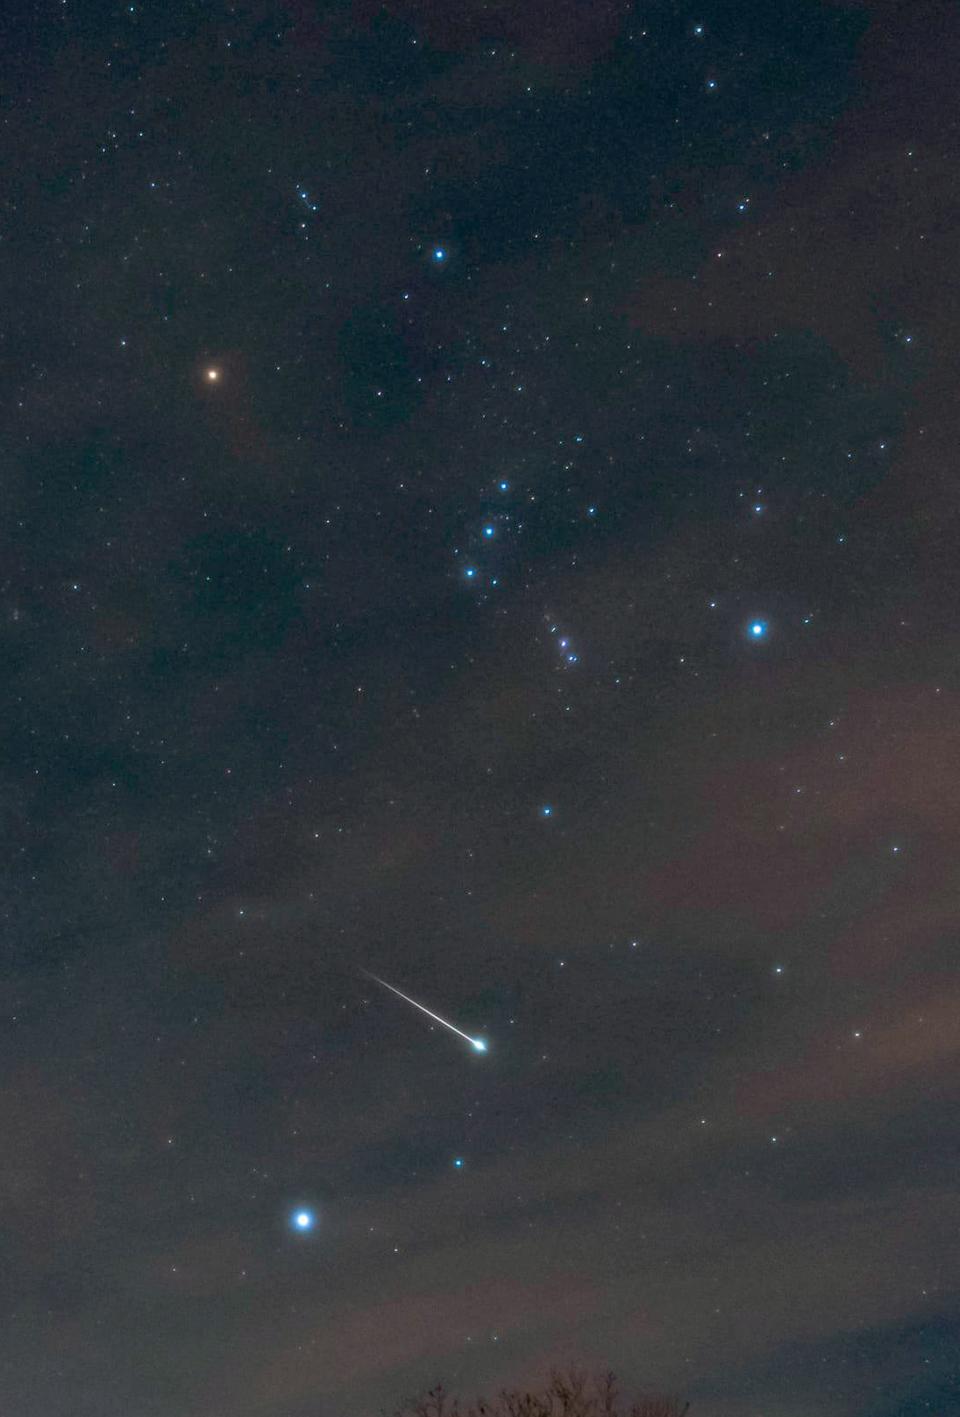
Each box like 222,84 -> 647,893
291,1209 -> 315,1231
748,620 -> 768,639
205,367 -> 220,382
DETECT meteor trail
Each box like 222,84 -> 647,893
362,971 -> 488,1053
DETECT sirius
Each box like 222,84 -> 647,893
292,1209 -> 315,1231
749,620 -> 768,638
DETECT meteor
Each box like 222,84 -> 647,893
362,971 -> 488,1053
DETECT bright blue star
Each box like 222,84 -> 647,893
749,620 -> 768,639
483,524 -> 495,538
291,1209 -> 315,1232
499,480 -> 509,492
432,247 -> 447,263
453,1157 -> 464,1169
464,566 -> 477,580
540,804 -> 553,817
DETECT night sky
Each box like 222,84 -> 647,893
3,2 -> 960,1414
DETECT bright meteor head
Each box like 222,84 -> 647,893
363,971 -> 490,1055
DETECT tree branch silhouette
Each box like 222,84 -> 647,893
389,1366 -> 689,1417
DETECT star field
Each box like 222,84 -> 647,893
2,2 -> 960,1416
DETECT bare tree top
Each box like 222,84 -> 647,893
390,1366 -> 689,1417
